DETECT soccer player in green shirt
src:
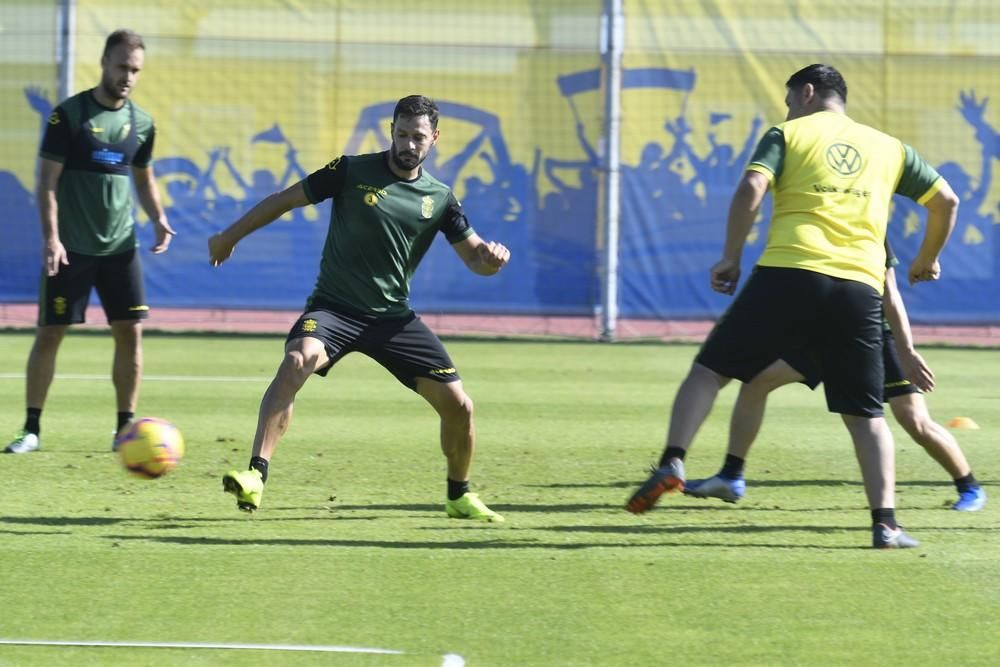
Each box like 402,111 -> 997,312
209,95 -> 509,521
626,64 -> 959,548
5,29 -> 174,455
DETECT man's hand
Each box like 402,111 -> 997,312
151,217 -> 177,254
476,241 -> 510,273
908,257 -> 941,285
898,347 -> 935,392
208,232 -> 236,267
710,257 -> 741,294
44,240 -> 68,277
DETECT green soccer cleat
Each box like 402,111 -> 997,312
223,469 -> 264,512
445,492 -> 505,522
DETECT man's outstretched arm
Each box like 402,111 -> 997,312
209,181 -> 310,266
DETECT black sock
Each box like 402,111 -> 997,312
250,456 -> 269,483
871,508 -> 897,529
117,411 -> 134,434
658,446 -> 687,468
24,408 -> 42,435
720,454 -> 745,479
954,473 -> 979,492
447,478 -> 469,501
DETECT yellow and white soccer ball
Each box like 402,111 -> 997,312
115,417 -> 185,479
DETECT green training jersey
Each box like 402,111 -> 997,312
302,152 -> 475,316
40,89 -> 156,255
746,111 -> 941,293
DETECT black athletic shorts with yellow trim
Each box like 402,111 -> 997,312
38,248 -> 148,325
286,300 -> 460,391
881,328 -> 920,401
696,266 -> 885,418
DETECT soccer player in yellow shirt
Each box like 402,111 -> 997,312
626,64 -> 958,548
682,243 -> 986,513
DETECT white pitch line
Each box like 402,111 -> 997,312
0,639 -> 401,654
0,372 -> 267,382
0,639 -> 466,666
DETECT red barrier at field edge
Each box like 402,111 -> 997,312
1,303 -> 999,346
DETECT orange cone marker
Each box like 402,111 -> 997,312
947,417 -> 980,430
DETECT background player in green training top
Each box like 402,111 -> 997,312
6,29 -> 175,455
209,95 -> 510,521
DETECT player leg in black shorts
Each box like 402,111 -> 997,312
224,302 -> 502,521
881,327 -> 985,510
7,248 -> 149,454
284,305 -> 460,388
93,248 -> 149,443
881,328 -> 919,401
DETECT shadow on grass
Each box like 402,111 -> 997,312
332,503 -> 616,513
531,478 -> 997,490
0,516 -> 126,526
99,533 -> 866,550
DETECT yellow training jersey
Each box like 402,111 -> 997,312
746,111 -> 942,293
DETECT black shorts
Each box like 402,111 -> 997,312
286,301 -> 460,391
696,266 -> 885,417
38,248 -> 148,326
881,329 -> 920,401
781,327 -> 920,404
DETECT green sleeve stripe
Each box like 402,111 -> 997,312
746,163 -> 775,181
747,127 -> 784,181
916,177 -> 943,205
447,226 -> 475,244
895,144 -> 941,202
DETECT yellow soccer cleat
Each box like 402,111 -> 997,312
445,492 -> 505,523
222,468 -> 264,512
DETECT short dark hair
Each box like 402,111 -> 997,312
102,29 -> 145,59
786,64 -> 847,103
393,95 -> 439,130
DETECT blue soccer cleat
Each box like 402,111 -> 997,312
683,474 -> 746,503
952,486 -> 987,512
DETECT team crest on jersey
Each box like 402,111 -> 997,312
114,122 -> 131,142
53,297 -> 67,315
825,142 -> 863,176
364,192 -> 379,206
48,112 -> 60,125
301,318 -> 318,333
421,196 -> 434,219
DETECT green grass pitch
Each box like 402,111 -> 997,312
0,331 -> 997,666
